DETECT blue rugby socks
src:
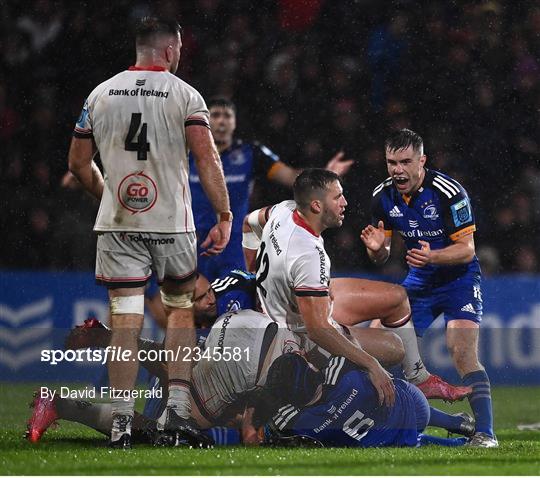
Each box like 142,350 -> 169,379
428,407 -> 465,432
462,369 -> 494,437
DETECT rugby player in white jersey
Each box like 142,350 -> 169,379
67,17 -> 232,448
242,169 -> 471,403
241,169 -> 396,406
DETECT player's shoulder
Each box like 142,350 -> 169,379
211,269 -> 255,294
426,169 -> 467,200
323,356 -> 361,386
251,141 -> 279,159
87,71 -> 127,99
164,74 -> 204,98
372,177 -> 393,198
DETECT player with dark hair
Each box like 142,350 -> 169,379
67,16 -> 231,448
251,353 -> 474,448
189,98 -> 353,281
242,169 -> 470,403
361,128 -> 497,447
241,168 -> 398,407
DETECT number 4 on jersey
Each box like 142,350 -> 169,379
125,113 -> 150,161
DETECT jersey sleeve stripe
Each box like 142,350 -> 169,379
185,119 -> 210,128
449,224 -> 476,241
434,175 -> 460,194
73,130 -> 93,138
266,161 -> 286,180
324,356 -> 345,385
372,177 -> 392,196
432,178 -> 454,198
294,290 -> 329,297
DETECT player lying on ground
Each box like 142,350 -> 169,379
28,306 -> 404,446
249,353 -> 475,448
242,199 -> 471,402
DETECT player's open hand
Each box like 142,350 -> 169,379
360,221 -> 386,252
406,240 -> 431,268
200,221 -> 232,256
368,361 -> 395,407
325,151 -> 354,177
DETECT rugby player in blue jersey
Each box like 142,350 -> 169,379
361,129 -> 496,447
250,353 -> 474,448
189,98 -> 353,281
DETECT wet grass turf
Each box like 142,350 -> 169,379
1,383 -> 539,475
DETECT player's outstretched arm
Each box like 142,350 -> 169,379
242,207 -> 271,272
324,150 -> 354,177
68,137 -> 103,200
269,151 -> 354,188
187,125 -> 232,256
406,234 -> 475,268
297,295 -> 395,407
361,220 -> 391,264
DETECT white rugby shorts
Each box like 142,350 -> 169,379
95,231 -> 197,288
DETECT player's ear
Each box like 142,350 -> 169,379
419,155 -> 427,167
165,44 -> 172,63
310,199 -> 322,214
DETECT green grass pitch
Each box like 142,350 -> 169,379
1,383 -> 539,475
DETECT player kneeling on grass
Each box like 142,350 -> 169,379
249,353 -> 475,448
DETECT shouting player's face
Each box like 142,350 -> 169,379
320,180 -> 347,229
209,106 -> 236,147
386,145 -> 426,195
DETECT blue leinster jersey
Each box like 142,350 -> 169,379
189,140 -> 280,280
371,168 -> 481,289
271,357 -> 422,447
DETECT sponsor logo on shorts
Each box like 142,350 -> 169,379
119,233 -> 175,245
117,171 -> 157,213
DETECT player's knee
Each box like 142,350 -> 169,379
110,295 -> 145,315
160,290 -> 194,309
393,285 -> 411,313
448,342 -> 479,373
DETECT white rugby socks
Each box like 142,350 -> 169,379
383,318 -> 430,384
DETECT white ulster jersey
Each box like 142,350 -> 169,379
191,309 -> 301,422
74,67 -> 209,233
256,201 -> 332,332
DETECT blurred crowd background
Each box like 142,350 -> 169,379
2,0 -> 539,275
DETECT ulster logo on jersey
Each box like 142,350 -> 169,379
389,206 -> 403,217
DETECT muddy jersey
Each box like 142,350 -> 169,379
190,309 -> 301,423
74,67 -> 209,233
256,201 -> 332,333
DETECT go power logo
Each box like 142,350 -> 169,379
117,171 -> 157,213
